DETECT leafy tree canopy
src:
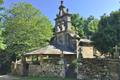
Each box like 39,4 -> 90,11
4,2 -> 53,58
92,10 -> 120,54
83,16 -> 99,38
0,0 -> 3,4
71,14 -> 85,37
71,14 -> 99,38
0,0 -> 6,50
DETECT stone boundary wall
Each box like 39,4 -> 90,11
11,59 -> 120,80
77,59 -> 120,80
11,62 -> 65,77
28,63 -> 65,77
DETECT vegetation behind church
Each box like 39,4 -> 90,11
71,11 -> 120,56
71,14 -> 99,38
92,11 -> 120,55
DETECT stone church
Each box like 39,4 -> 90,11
25,0 -> 95,60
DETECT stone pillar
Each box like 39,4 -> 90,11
76,40 -> 83,79
21,55 -> 28,76
76,40 -> 79,59
93,47 -> 96,56
76,39 -> 79,79
60,59 -> 65,78
60,51 -> 65,78
77,61 -> 84,80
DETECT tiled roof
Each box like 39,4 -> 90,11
24,45 -> 76,56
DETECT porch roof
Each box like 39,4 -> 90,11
24,45 -> 76,56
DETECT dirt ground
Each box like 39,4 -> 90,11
0,75 -> 19,80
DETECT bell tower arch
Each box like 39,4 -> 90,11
55,1 -> 72,33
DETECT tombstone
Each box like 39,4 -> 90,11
113,45 -> 120,59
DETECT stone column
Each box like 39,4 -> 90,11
21,55 -> 28,76
60,50 -> 65,78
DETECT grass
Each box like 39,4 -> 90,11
18,76 -> 77,80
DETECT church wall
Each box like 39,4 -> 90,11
56,32 -> 65,47
80,46 -> 95,58
68,35 -> 76,51
55,32 -> 76,51
66,17 -> 72,31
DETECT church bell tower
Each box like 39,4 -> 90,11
55,1 -> 72,33
53,1 -> 76,51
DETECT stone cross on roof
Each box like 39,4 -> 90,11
58,0 -> 68,16
113,45 -> 120,59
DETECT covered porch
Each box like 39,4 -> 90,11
22,45 -> 77,77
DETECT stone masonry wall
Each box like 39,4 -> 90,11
77,59 -> 120,80
11,61 -> 65,77
28,62 -> 65,77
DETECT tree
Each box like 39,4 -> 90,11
71,14 -> 99,38
0,0 -> 3,4
0,0 -> 10,74
0,28 -> 5,49
83,16 -> 99,38
4,2 -> 53,59
92,11 -> 120,55
71,14 -> 85,37
0,0 -> 5,50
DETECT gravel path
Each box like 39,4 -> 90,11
0,75 -> 19,80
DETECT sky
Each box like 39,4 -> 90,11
3,0 -> 120,24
